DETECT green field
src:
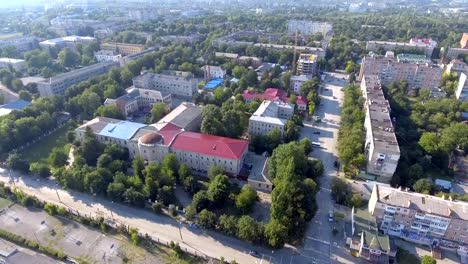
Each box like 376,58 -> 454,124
0,197 -> 12,211
20,123 -> 73,163
0,32 -> 22,40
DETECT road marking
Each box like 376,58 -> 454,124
306,236 -> 331,245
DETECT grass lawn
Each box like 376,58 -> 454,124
20,123 -> 73,163
0,197 -> 12,211
0,32 -> 22,39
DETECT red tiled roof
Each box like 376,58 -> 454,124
158,122 -> 183,145
171,131 -> 248,160
159,122 -> 182,131
296,96 -> 308,105
242,88 -> 288,102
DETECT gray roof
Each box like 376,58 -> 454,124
375,185 -> 468,220
364,231 -> 391,252
153,102 -> 201,130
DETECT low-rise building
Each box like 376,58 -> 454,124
248,100 -> 294,136
132,71 -> 198,99
297,53 -> 318,76
290,75 -> 312,94
39,35 -> 96,51
456,72 -> 468,102
94,50 -> 122,62
0,58 -> 26,71
361,75 -> 400,183
358,53 -> 443,91
444,47 -> 468,61
460,33 -> 468,49
287,20 -> 333,36
253,43 -> 326,58
214,52 -> 239,60
0,100 -> 32,117
76,105 -> 248,176
104,87 -> 171,117
37,61 -> 118,97
445,59 -> 468,75
237,56 -> 262,67
366,38 -> 437,57
201,65 -> 225,80
152,102 -> 202,132
100,42 -> 145,56
368,184 -> 468,261
242,88 -> 308,112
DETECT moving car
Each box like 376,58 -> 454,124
249,251 -> 260,258
328,211 -> 334,222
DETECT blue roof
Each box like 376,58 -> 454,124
461,112 -> 468,120
1,100 -> 32,110
98,121 -> 146,140
204,78 -> 224,90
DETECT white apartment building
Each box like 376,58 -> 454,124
0,35 -> 37,52
297,54 -> 318,76
201,65 -> 226,80
287,20 -> 333,36
290,75 -> 312,94
456,72 -> 468,102
94,50 -> 122,63
253,43 -> 326,59
37,61 -> 118,97
0,58 -> 26,71
366,39 -> 437,57
358,53 -> 443,91
104,87 -> 171,117
445,59 -> 467,74
249,100 -> 294,137
132,71 -> 198,98
361,75 -> 400,183
39,35 -> 96,51
368,185 -> 468,259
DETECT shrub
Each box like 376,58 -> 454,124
152,202 -> 163,214
44,203 -> 58,215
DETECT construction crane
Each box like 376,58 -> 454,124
292,30 -> 298,75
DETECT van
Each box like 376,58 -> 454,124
311,142 -> 321,147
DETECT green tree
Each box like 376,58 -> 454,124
18,90 -> 33,101
208,165 -> 225,180
419,132 -> 440,155
58,48 -> 78,68
219,214 -> 238,236
48,147 -> 68,168
197,209 -> 217,229
413,179 -> 433,194
29,162 -> 50,178
207,174 -> 230,206
421,256 -> 437,264
264,219 -> 288,248
133,155 -> 145,180
95,105 -> 124,119
235,185 -> 257,213
151,102 -> 167,122
237,216 -> 263,243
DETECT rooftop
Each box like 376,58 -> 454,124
364,231 -> 391,252
0,100 -> 32,110
40,35 -> 95,45
250,100 -> 293,126
99,121 -> 146,140
291,75 -> 312,82
373,185 -> 468,220
396,53 -> 431,64
152,102 -> 201,131
0,58 -> 25,63
171,131 -> 249,160
204,79 -> 224,90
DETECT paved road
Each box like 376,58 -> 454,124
294,73 -> 360,264
0,168 -> 283,263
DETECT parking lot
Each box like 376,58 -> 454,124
0,204 -> 163,264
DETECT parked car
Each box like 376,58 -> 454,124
189,223 -> 199,229
249,251 -> 260,258
328,211 -> 334,222
334,160 -> 339,168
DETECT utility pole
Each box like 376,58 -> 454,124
55,190 -> 61,203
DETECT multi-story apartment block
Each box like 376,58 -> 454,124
0,58 -> 26,71
361,75 -> 400,183
443,47 -> 468,61
39,35 -> 96,51
94,50 -> 122,63
104,87 -> 171,117
249,100 -> 294,137
290,75 -> 312,94
287,20 -> 333,36
366,38 -> 437,57
76,105 -> 248,176
445,59 -> 467,75
100,42 -> 145,56
358,53 -> 443,91
456,72 -> 468,102
0,35 -> 37,52
252,44 -> 326,59
460,33 -> 468,49
132,71 -> 198,99
368,184 -> 468,259
37,61 -> 119,97
201,65 -> 226,80
297,54 -> 318,76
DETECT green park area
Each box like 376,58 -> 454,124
20,123 -> 72,163
0,197 -> 12,211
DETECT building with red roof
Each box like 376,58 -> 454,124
77,103 -> 249,176
242,88 -> 308,112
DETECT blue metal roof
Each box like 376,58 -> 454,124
98,121 -> 146,140
204,78 -> 224,90
1,100 -> 32,110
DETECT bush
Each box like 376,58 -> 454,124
152,202 -> 163,214
44,203 -> 58,215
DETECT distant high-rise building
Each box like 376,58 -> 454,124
296,54 -> 318,76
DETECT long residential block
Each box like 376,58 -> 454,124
37,61 -> 119,97
361,75 -> 400,182
132,71 -> 198,98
